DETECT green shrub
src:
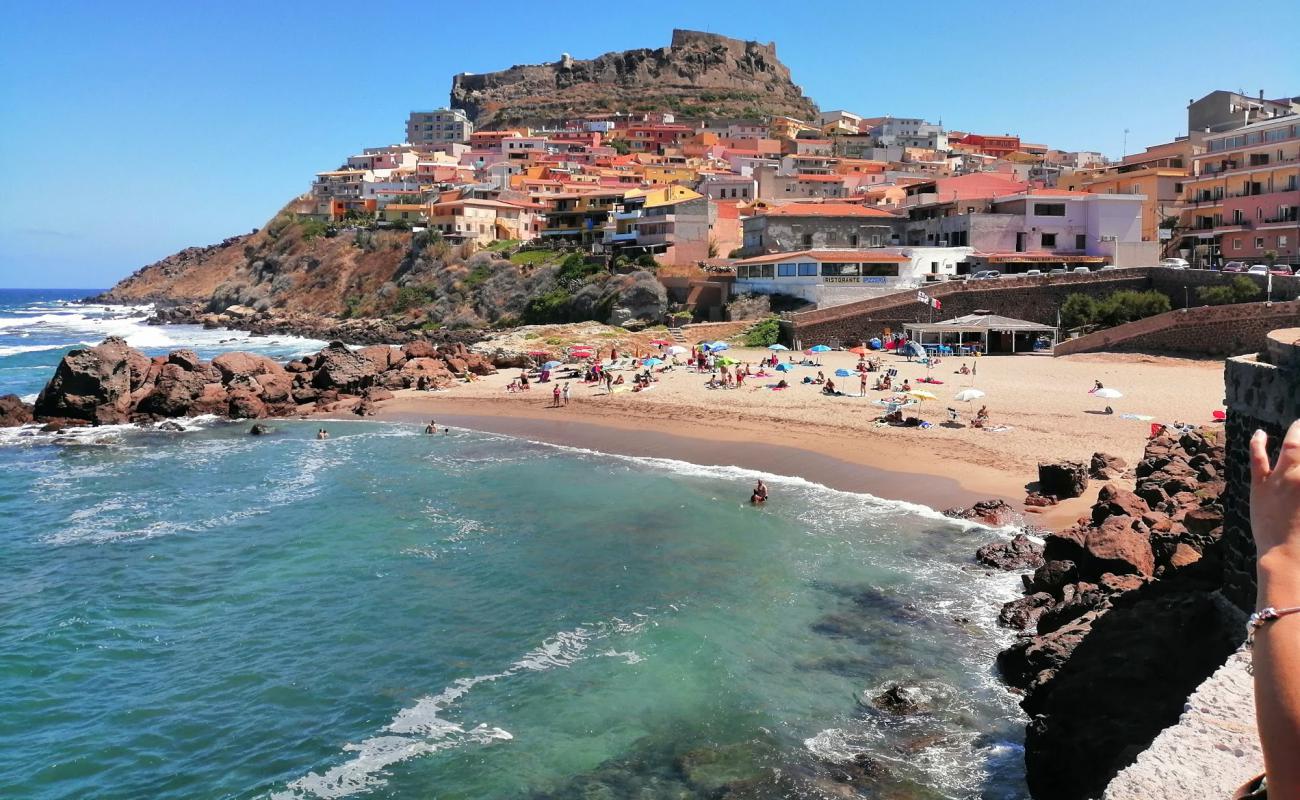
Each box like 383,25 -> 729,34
523,288 -> 572,324
1060,294 -> 1100,329
1197,276 -> 1261,306
1060,289 -> 1170,328
743,317 -> 781,347
393,285 -> 435,312
299,218 -> 329,241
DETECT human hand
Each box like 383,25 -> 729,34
1251,420 -> 1300,597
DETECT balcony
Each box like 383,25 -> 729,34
613,209 -> 643,220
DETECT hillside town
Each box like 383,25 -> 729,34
301,88 -> 1300,311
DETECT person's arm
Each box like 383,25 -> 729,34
1249,419 -> 1300,796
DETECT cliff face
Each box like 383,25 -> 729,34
451,29 -> 818,128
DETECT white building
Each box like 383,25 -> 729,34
731,248 -> 967,307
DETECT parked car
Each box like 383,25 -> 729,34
1048,268 -> 1068,275
1072,266 -> 1092,274
1268,264 -> 1294,276
1099,265 -> 1118,270
1160,257 -> 1189,269
1221,261 -> 1247,273
1246,265 -> 1270,276
1023,269 -> 1043,276
969,270 -> 1001,280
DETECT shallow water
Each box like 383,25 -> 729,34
0,291 -> 1028,798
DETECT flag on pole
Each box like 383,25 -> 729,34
917,291 -> 942,310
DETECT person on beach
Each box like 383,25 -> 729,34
562,382 -> 571,406
958,363 -> 970,375
900,379 -> 912,392
605,372 -> 614,393
860,372 -> 868,396
1245,419 -> 1300,799
552,384 -> 562,407
1092,379 -> 1104,393
519,372 -> 530,391
316,428 -> 329,440
425,420 -> 436,434
751,479 -> 768,504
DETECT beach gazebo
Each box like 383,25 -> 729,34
904,313 -> 1057,355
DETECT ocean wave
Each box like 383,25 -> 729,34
0,342 -> 82,357
272,613 -> 656,799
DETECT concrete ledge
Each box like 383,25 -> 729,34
1104,646 -> 1262,800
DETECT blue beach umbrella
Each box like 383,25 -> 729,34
542,360 -> 562,370
775,363 -> 792,372
768,344 -> 788,351
835,369 -> 853,377
809,345 -> 832,353
709,342 -> 730,352
642,357 -> 663,367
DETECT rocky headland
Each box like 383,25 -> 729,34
451,29 -> 818,129
974,427 -> 1245,799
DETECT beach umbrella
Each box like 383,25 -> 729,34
666,345 -> 688,355
908,389 -> 938,401
775,363 -> 792,372
649,339 -> 672,346
954,388 -> 985,403
903,341 -> 926,361
716,357 -> 739,366
848,346 -> 869,355
808,345 -> 832,353
641,357 -> 664,367
1093,388 -> 1123,400
835,368 -> 853,377
768,344 -> 788,351
709,342 -> 730,352
542,360 -> 562,370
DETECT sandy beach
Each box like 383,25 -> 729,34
365,345 -> 1227,529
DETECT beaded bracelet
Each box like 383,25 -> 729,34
1247,606 -> 1300,647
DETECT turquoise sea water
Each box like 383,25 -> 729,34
0,292 -> 1028,799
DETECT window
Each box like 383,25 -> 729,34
1076,234 -> 1087,250
821,262 -> 861,277
1041,233 -> 1057,248
1280,235 -> 1289,247
760,264 -> 775,278
860,263 -> 900,277
1233,239 -> 1242,250
777,263 -> 796,277
1255,237 -> 1265,248
1034,203 -> 1066,216
797,262 -> 818,276
801,234 -> 813,246
849,234 -> 859,246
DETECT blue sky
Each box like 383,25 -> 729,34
1,0 -> 1295,288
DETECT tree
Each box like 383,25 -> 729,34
1060,293 -> 1100,329
743,317 -> 781,347
1264,249 -> 1278,267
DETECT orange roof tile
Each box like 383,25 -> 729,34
756,203 -> 898,218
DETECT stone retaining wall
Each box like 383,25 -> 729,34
783,267 -> 1300,349
1053,301 -> 1300,358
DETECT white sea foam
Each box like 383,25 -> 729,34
0,342 -> 80,357
272,613 -> 657,799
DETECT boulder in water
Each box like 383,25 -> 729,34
0,394 -> 34,427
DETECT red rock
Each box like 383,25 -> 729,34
1083,519 -> 1155,577
357,345 -> 398,371
1169,543 -> 1202,569
401,340 -> 440,359
34,337 -> 138,424
0,394 -> 35,427
1098,573 -> 1146,594
211,351 -> 284,382
1089,452 -> 1127,480
1182,507 -> 1224,537
1038,460 -> 1089,499
166,349 -> 204,371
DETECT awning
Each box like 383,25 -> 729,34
982,254 -> 1106,264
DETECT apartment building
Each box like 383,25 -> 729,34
406,108 -> 474,146
1178,114 -> 1300,266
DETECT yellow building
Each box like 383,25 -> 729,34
769,116 -> 816,141
642,164 -> 698,185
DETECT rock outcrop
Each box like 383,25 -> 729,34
25,337 -> 496,426
0,394 -> 35,427
991,427 -> 1243,800
450,30 -> 818,129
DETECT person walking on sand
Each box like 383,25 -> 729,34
552,383 -> 562,408
562,382 -> 571,406
860,371 -> 868,397
605,371 -> 614,394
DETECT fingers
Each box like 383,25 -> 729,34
1251,429 -> 1273,484
1274,418 -> 1300,477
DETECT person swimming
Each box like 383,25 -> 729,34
750,479 -> 769,504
